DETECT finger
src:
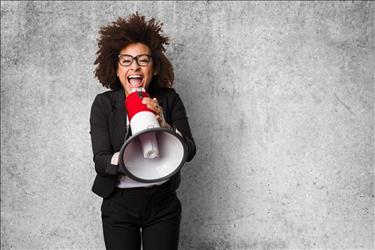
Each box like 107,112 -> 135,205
147,105 -> 159,114
143,98 -> 160,109
142,99 -> 158,112
153,98 -> 161,107
152,98 -> 160,108
148,104 -> 161,115
141,97 -> 152,104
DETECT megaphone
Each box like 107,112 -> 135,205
118,88 -> 187,183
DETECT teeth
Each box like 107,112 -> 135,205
128,75 -> 143,79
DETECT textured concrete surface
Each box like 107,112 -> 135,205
1,1 -> 374,249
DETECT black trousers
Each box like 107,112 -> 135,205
101,181 -> 182,250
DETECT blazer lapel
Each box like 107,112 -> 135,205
109,89 -> 128,151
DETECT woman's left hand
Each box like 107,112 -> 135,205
142,97 -> 172,129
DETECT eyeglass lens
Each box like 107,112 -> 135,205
119,55 -> 151,66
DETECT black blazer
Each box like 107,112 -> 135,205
89,87 -> 196,198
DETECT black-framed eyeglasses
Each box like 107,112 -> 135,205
118,54 -> 152,67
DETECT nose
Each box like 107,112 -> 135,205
130,59 -> 140,70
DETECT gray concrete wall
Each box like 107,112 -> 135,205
1,1 -> 374,249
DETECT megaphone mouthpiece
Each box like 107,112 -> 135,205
138,132 -> 159,159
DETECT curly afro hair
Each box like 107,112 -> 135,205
94,12 -> 174,90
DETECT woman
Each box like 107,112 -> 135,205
90,13 -> 196,250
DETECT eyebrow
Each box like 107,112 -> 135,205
118,54 -> 151,57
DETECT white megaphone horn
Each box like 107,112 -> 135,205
118,87 -> 187,183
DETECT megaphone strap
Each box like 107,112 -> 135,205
137,89 -> 144,99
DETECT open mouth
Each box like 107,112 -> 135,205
128,75 -> 143,88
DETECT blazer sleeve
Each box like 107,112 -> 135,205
170,93 -> 196,162
90,94 -> 119,177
